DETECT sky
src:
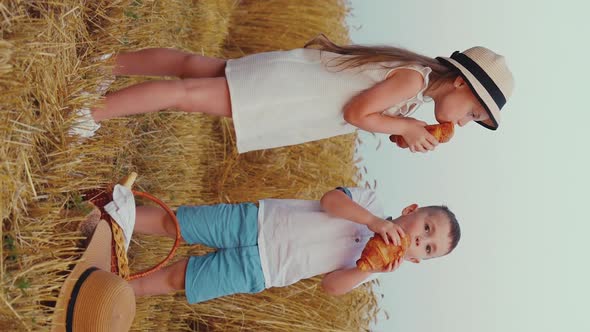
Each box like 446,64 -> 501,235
347,1 -> 590,331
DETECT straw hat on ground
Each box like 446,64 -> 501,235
51,217 -> 136,332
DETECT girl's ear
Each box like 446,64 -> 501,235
453,75 -> 466,88
402,204 -> 418,216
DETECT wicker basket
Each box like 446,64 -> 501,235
83,173 -> 181,280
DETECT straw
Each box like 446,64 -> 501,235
1,1 -> 379,330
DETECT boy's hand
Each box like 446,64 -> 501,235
379,257 -> 403,273
368,217 -> 406,246
399,118 -> 439,153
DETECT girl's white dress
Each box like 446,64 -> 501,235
225,48 -> 432,153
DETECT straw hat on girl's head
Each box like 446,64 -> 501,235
436,47 -> 514,130
51,219 -> 135,332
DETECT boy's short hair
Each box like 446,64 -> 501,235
425,205 -> 461,255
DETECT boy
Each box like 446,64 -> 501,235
129,187 -> 461,303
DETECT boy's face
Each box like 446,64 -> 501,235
395,205 -> 452,263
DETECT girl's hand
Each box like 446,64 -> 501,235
380,257 -> 403,273
399,118 -> 439,153
368,217 -> 406,246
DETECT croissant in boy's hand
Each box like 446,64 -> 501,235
356,235 -> 411,272
389,122 -> 454,148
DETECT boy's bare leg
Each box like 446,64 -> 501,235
131,207 -> 187,297
113,48 -> 226,78
129,258 -> 188,297
90,77 -> 232,121
134,206 -> 178,239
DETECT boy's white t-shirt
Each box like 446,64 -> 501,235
257,187 -> 385,289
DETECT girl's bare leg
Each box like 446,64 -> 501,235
134,206 -> 178,239
129,258 -> 188,297
113,48 -> 226,78
90,77 -> 232,122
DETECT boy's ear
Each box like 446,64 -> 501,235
402,204 -> 418,216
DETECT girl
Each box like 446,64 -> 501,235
74,34 -> 514,153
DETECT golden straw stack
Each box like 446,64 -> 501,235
1,1 -> 379,331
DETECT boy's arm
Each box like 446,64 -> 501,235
321,268 -> 372,296
320,189 -> 405,245
321,257 -> 402,296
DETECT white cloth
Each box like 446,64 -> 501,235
104,184 -> 136,251
225,48 -> 432,153
68,54 -> 115,139
69,107 -> 101,138
256,187 -> 385,289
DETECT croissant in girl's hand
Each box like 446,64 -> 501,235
389,122 -> 454,149
356,235 -> 411,272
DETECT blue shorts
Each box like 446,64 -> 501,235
176,203 -> 265,304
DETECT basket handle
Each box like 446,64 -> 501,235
126,190 -> 181,281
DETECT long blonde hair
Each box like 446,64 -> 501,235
305,34 -> 457,91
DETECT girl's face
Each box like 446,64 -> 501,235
434,76 -> 489,127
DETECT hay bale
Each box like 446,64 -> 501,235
1,0 -> 379,330
223,0 -> 350,57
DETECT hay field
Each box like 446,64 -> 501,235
0,0 -> 379,330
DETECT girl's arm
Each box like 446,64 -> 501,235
321,257 -> 402,296
320,189 -> 405,245
343,69 -> 438,152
